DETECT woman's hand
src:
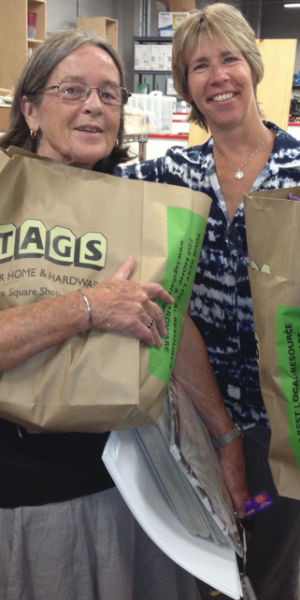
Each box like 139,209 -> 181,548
0,256 -> 173,372
218,438 -> 248,518
85,256 -> 174,347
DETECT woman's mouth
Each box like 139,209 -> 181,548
211,92 -> 235,102
76,126 -> 103,133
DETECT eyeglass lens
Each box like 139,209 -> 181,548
57,82 -> 125,105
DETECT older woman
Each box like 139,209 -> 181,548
117,4 -> 300,600
0,29 -> 213,600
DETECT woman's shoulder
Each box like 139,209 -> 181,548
267,120 -> 300,152
166,139 -> 212,163
114,139 -> 212,183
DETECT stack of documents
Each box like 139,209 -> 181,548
102,378 -> 244,599
134,378 -> 243,555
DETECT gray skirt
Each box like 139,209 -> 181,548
0,487 -> 202,600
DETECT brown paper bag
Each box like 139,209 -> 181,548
244,187 -> 300,500
0,147 -> 211,434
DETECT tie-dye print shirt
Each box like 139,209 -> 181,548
115,122 -> 300,428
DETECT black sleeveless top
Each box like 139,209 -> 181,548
0,419 -> 114,508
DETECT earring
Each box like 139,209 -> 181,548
115,138 -> 119,147
30,130 -> 37,140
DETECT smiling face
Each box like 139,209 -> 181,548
21,44 -> 121,169
187,34 -> 259,132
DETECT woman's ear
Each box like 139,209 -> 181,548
21,95 -> 40,134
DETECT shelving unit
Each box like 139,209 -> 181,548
133,36 -> 173,95
76,17 -> 118,50
0,0 -> 46,90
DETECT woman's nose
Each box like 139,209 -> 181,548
83,88 -> 103,112
210,63 -> 229,83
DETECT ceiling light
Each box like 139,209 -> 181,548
284,3 -> 300,7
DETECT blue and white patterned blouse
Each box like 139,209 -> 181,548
116,122 -> 300,428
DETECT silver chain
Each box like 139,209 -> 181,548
214,131 -> 271,180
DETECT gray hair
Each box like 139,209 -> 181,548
172,3 -> 264,131
0,29 -> 130,171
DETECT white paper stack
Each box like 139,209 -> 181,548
103,428 -> 242,599
102,379 -> 244,599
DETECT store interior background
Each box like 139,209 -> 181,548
47,0 -> 300,85
52,0 -> 300,157
2,0 -> 300,158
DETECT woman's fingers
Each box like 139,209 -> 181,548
85,257 -> 174,344
144,299 -> 168,338
85,271 -> 173,346
142,282 -> 174,306
112,255 -> 136,280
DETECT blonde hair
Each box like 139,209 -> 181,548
172,3 -> 264,131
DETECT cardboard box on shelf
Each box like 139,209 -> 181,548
150,45 -> 160,71
169,0 -> 195,10
134,43 -> 153,70
158,12 -> 189,37
134,44 -> 150,70
134,43 -> 171,71
160,44 -> 172,71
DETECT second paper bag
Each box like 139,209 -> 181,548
245,187 -> 300,500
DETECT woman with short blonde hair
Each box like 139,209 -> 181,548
172,4 -> 264,130
117,4 -> 300,600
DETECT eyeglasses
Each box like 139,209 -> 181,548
35,81 -> 131,106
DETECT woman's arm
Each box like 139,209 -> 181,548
173,316 -> 247,517
0,256 -> 173,372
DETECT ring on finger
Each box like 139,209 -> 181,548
147,319 -> 154,329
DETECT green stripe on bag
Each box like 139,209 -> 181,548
149,206 -> 206,384
276,304 -> 300,468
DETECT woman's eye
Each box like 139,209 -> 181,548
224,55 -> 238,64
102,91 -> 115,100
194,62 -> 208,71
62,85 -> 83,96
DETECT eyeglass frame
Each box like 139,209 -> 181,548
28,81 -> 131,107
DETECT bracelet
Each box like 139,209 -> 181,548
213,423 -> 243,449
79,289 -> 93,328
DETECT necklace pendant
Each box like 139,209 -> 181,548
234,169 -> 244,180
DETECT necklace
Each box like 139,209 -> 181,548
214,131 -> 271,180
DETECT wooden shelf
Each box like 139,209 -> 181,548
76,17 -> 118,50
28,0 -> 46,41
27,38 -> 45,48
0,0 -> 46,90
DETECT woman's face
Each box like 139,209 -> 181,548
187,34 -> 257,131
22,44 -> 121,169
